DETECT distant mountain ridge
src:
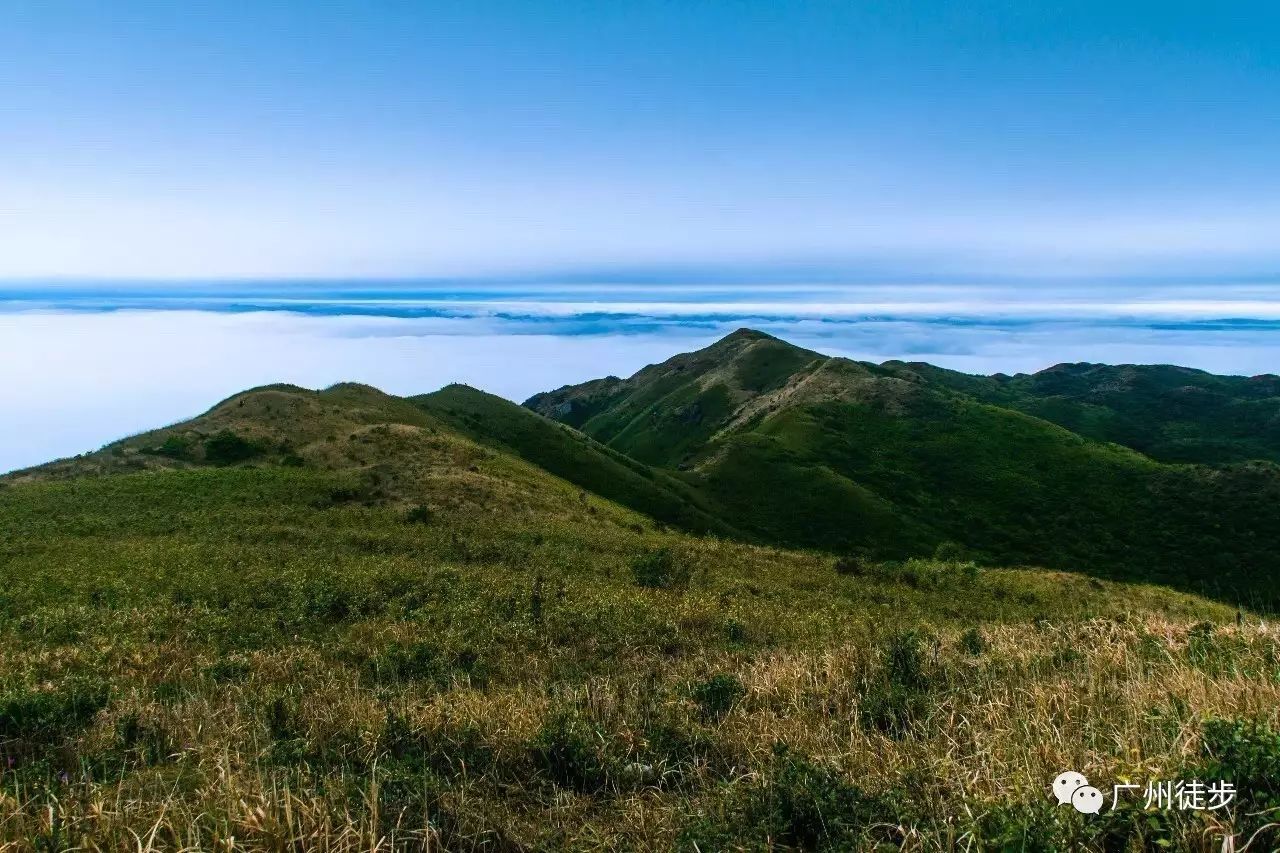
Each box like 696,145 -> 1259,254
899,360 -> 1280,465
526,329 -> 1280,605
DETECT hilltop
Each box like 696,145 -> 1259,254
4,381 -> 663,531
15,329 -> 1280,607
12,329 -> 1280,607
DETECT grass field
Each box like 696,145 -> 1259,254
1,464 -> 1278,850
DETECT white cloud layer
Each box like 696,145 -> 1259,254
2,299 -> 1279,474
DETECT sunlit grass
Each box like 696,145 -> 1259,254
1,466 -> 1277,850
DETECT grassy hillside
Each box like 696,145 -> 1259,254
526,329 -> 829,469
411,384 -> 741,537
528,330 -> 1280,608
898,360 -> 1280,465
2,459 -> 1276,850
4,382 -> 644,525
3,344 -> 1278,849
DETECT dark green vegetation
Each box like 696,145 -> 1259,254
528,329 -> 1280,608
2,329 -> 1278,850
904,359 -> 1280,465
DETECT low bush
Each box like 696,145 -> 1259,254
382,710 -> 496,779
1194,717 -> 1280,814
114,712 -> 176,765
146,434 -> 195,460
859,630 -> 935,736
836,556 -> 980,589
833,554 -> 868,576
364,642 -> 488,688
203,430 -> 262,465
959,626 -> 987,655
403,503 -> 435,524
680,745 -> 904,850
0,679 -> 110,748
529,710 -> 609,793
883,629 -> 931,691
1186,620 -> 1217,665
690,673 -> 745,721
630,547 -> 691,590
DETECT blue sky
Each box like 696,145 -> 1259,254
3,0 -> 1279,279
4,2 -> 1280,472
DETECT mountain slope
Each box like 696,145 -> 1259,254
1,351 -> 1275,848
0,388 -> 1250,850
3,382 -> 653,528
897,360 -> 1280,465
528,329 -> 1280,605
526,329 -> 833,468
410,384 -> 742,536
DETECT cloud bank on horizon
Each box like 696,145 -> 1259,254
1,1 -> 1278,279
3,279 -> 1280,474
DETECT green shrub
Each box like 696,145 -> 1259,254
403,504 -> 435,524
364,642 -> 488,688
859,630 -> 935,736
114,712 -> 175,765
263,696 -> 299,742
530,710 -> 609,793
833,554 -> 867,576
884,629 -> 931,691
859,684 -> 931,738
764,748 -> 895,848
1049,646 -> 1084,669
724,618 -> 748,645
204,658 -> 251,683
959,627 -> 987,655
147,434 -> 194,460
972,801 -> 1060,853
1187,621 -> 1217,665
642,720 -> 723,781
1194,717 -> 1280,813
851,558 -> 980,590
690,674 -> 745,721
203,430 -> 262,465
681,745 -> 903,850
381,710 -> 495,779
630,547 -> 691,590
0,679 -> 110,746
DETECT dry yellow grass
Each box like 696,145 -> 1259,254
0,610 -> 1275,851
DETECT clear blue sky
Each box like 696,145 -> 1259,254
3,0 -> 1278,280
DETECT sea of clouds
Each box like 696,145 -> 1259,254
2,280 -> 1279,473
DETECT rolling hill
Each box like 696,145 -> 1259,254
4,381 -> 661,529
16,329 -> 1279,607
898,360 -> 1280,465
527,329 -> 1280,606
410,383 -> 741,537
